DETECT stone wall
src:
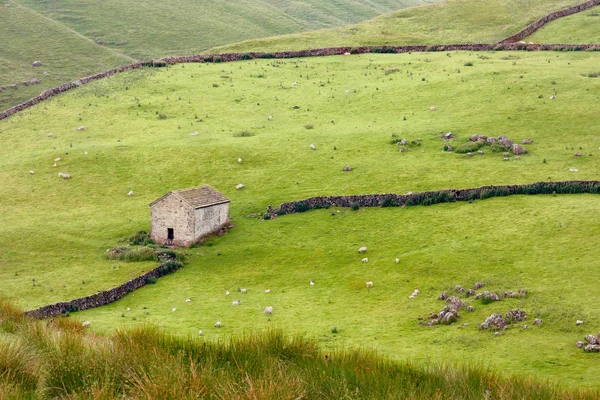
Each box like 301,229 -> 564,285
24,260 -> 181,319
268,181 -> 600,216
497,0 -> 600,45
2,43 -> 599,122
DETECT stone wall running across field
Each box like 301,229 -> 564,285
268,181 -> 600,216
24,260 -> 182,319
497,0 -> 600,45
1,43 -> 600,122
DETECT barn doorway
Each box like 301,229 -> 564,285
167,228 -> 174,240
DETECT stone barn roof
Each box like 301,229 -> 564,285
150,185 -> 230,209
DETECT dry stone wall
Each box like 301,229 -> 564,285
497,0 -> 600,45
24,260 -> 181,319
269,181 -> 600,216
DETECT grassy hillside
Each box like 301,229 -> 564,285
1,51 -> 600,385
209,0 -> 586,53
14,0 -> 445,60
2,302 -> 597,399
0,2 -> 133,110
527,6 -> 600,43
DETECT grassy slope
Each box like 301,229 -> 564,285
209,0 -> 586,53
14,0 -> 444,60
1,51 -> 600,385
0,2 -> 132,110
2,303 -> 596,399
527,7 -> 600,44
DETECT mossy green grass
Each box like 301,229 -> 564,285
1,51 -> 600,386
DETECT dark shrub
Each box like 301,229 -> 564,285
350,47 -> 360,54
295,202 -> 309,213
213,56 -> 222,63
259,53 -> 275,59
381,197 -> 398,208
240,53 -> 253,60
454,141 -> 484,154
145,276 -> 157,284
351,202 -> 360,211
233,130 -> 255,137
464,62 -> 474,66
128,231 -> 153,246
157,114 -> 168,120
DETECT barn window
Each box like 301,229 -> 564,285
168,228 -> 174,240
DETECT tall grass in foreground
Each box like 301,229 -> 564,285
0,299 -> 597,399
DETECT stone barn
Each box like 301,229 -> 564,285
149,185 -> 230,247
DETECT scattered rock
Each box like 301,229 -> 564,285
438,291 -> 448,301
409,289 -> 420,299
499,137 -> 513,149
399,148 -> 407,153
522,139 -> 533,144
343,165 -> 352,172
574,152 -> 582,157
466,289 -> 477,297
454,285 -> 464,293
533,318 -> 542,325
43,71 -> 50,77
467,306 -> 475,312
480,313 -> 507,330
430,106 -> 436,111
512,144 -> 527,155
473,282 -> 485,290
486,137 -> 497,144
505,309 -> 527,323
474,291 -> 500,302
190,132 -> 198,136
32,61 -> 42,67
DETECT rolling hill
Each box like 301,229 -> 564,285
0,0 -> 444,110
208,0 -> 589,53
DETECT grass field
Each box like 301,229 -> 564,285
209,0 -> 587,53
527,6 -> 600,44
0,2 -> 133,110
3,302 -> 598,399
1,51 -> 600,386
1,0 -> 442,111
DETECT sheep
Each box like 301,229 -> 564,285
550,95 -> 556,100
225,290 -> 230,295
185,298 -> 192,303
82,321 -> 91,327
172,307 -> 176,312
190,132 -> 199,136
409,289 -> 420,299
84,151 -> 88,155
198,330 -> 203,336
569,168 -> 579,172
309,144 -> 316,150
430,106 -> 436,111
126,307 -> 131,311
215,321 -> 221,328
310,280 -> 315,286
344,52 -> 351,56
54,157 -> 61,162
47,132 -> 53,137
237,158 -> 242,164
53,163 -> 57,167
127,191 -> 134,196
577,320 -> 584,326
232,300 -> 241,306
239,288 -> 247,294
265,289 -> 271,293
268,115 -> 273,121
395,258 -> 400,264
361,258 -> 368,263
29,170 -> 35,175
264,306 -> 273,314
236,184 -> 244,190
358,247 -> 367,253
77,126 -> 85,131
58,172 -> 71,179
366,281 -> 373,288
292,82 -> 298,87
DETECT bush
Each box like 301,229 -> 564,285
145,276 -> 157,284
587,71 -> 600,78
304,124 -> 314,129
158,260 -> 183,276
105,246 -> 159,262
263,213 -> 271,220
240,53 -> 253,60
381,197 -> 398,208
351,202 -> 360,211
213,56 -> 222,63
464,62 -> 474,66
385,68 -> 400,75
233,130 -> 254,137
128,231 -> 153,246
294,202 -> 309,213
259,53 -> 275,59
454,141 -> 484,154
157,114 -> 168,120
350,47 -> 360,54
489,143 -> 506,153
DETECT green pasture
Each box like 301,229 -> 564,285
527,6 -> 600,44
1,51 -> 600,386
209,0 -> 587,53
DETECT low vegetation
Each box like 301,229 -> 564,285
0,299 -> 598,399
526,6 -> 600,43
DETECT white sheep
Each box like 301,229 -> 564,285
53,163 -> 57,167
358,247 -> 367,253
265,289 -> 271,293
292,82 -> 298,87
430,106 -> 436,111
215,321 -> 221,328
240,288 -> 247,294
236,184 -> 244,190
172,307 -> 177,312
309,144 -> 316,150
264,306 -> 273,314
409,289 -> 420,299
310,280 -> 315,286
550,95 -> 556,100
225,290 -> 230,295
127,191 -> 134,196
185,298 -> 192,303
361,258 -> 368,263
576,320 -> 584,326
82,321 -> 91,327
54,157 -> 61,162
126,307 -> 131,311
29,170 -> 35,175
237,158 -> 242,164
366,281 -> 373,288
198,330 -> 203,336
395,258 -> 400,264
47,132 -> 53,137
84,151 -> 88,155
232,300 -> 241,306
77,126 -> 85,131
268,115 -> 273,121
191,132 -> 199,136
58,172 -> 71,179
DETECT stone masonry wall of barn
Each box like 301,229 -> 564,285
151,195 -> 196,246
195,203 -> 230,238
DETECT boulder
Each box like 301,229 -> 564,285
32,61 -> 42,67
